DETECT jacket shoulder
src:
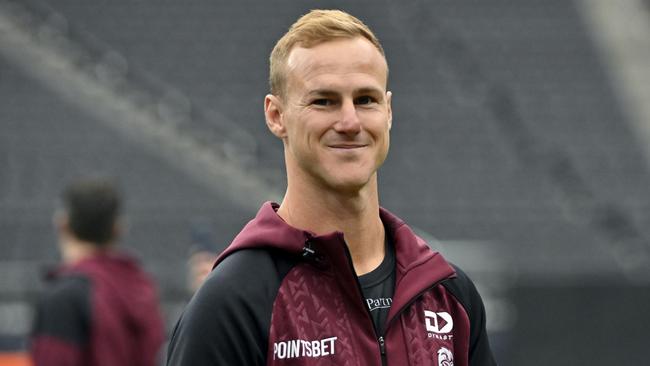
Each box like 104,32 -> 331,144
32,274 -> 91,344
441,264 -> 481,316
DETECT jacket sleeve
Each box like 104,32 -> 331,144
444,264 -> 498,366
30,276 -> 90,366
167,249 -> 289,366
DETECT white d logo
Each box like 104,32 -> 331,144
424,311 -> 453,334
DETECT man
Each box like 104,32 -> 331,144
167,9 -> 496,366
30,177 -> 165,366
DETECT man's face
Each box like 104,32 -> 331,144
268,37 -> 392,193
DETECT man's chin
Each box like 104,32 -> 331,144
322,174 -> 374,195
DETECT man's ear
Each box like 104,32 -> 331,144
264,94 -> 287,138
53,211 -> 72,239
112,217 -> 124,241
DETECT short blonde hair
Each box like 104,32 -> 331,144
269,9 -> 386,97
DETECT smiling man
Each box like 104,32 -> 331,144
167,10 -> 496,366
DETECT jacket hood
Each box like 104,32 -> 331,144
214,201 -> 456,327
215,202 -> 455,279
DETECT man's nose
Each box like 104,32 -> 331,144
334,99 -> 361,135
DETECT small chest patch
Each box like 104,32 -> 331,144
437,347 -> 454,366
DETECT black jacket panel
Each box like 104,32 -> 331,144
442,265 -> 497,366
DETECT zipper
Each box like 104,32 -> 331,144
338,236 -> 452,366
338,239 -> 388,365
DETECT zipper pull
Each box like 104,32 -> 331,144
302,237 -> 316,258
302,245 -> 316,258
378,336 -> 386,355
303,239 -> 328,268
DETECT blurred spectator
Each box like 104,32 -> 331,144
30,176 -> 165,366
187,219 -> 218,293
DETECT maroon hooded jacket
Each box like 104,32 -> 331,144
30,252 -> 165,366
167,202 -> 496,365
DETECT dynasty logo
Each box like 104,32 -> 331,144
424,310 -> 454,341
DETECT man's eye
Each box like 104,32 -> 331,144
312,99 -> 332,106
355,96 -> 375,105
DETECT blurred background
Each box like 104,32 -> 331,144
1,0 -> 649,365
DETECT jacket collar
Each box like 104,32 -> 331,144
214,202 -> 456,321
214,201 -> 456,301
378,208 -> 456,321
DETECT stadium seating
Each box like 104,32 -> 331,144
1,0 -> 649,364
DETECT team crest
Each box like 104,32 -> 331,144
437,347 -> 454,366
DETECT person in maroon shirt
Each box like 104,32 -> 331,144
168,10 -> 496,366
30,177 -> 165,366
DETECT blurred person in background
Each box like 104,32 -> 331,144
167,9 -> 496,366
186,219 -> 218,293
30,176 -> 165,366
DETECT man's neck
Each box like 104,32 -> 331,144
60,238 -> 110,265
277,176 -> 385,275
